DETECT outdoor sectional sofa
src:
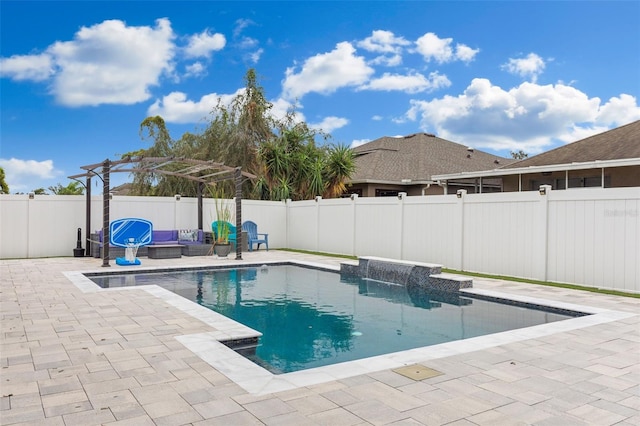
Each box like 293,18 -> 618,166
91,228 -> 211,258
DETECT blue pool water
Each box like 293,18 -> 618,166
89,265 -> 582,374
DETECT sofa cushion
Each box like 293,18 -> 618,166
99,228 -> 201,246
152,230 -> 179,245
180,230 -> 204,245
178,229 -> 195,241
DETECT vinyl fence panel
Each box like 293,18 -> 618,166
317,197 -> 356,256
353,196 -> 404,258
546,188 -> 640,292
286,199 -> 319,252
1,196 -> 32,258
1,187 -> 638,293
401,196 -> 460,268
461,191 -> 543,281
241,199 -> 287,249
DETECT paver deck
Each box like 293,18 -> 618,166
1,252 -> 638,425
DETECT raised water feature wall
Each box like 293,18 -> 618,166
340,256 -> 472,292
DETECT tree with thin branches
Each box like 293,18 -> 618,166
126,68 -> 355,200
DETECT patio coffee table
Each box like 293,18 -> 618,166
147,244 -> 183,259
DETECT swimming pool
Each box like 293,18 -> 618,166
88,264 -> 583,374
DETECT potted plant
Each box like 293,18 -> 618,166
210,185 -> 235,257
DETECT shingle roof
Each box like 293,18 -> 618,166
503,120 -> 640,169
350,133 -> 513,182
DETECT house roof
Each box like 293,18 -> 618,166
503,120 -> 640,169
110,183 -> 135,196
349,133 -> 513,184
433,120 -> 640,181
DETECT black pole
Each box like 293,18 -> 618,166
85,176 -> 92,256
102,159 -> 110,267
197,182 -> 203,231
235,167 -> 242,260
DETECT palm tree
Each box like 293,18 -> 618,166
323,144 -> 355,198
0,167 -> 9,194
255,123 -> 355,200
48,181 -> 85,195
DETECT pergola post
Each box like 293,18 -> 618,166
235,167 -> 242,260
197,182 -> 203,231
85,176 -> 92,256
102,159 -> 110,267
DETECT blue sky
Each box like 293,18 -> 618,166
1,1 -> 639,194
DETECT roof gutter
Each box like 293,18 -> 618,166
432,157 -> 640,181
347,178 -> 435,186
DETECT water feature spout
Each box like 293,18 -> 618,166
365,259 -> 414,285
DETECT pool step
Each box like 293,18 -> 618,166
221,336 -> 259,351
428,273 -> 472,292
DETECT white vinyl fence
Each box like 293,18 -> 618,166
1,187 -> 638,292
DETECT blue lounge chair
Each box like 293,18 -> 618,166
212,221 -> 237,247
242,220 -> 269,251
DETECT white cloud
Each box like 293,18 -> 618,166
534,95 -> 640,145
232,20 -> 262,64
455,44 -> 480,63
369,53 -> 403,67
403,78 -> 640,153
350,139 -> 370,148
246,48 -> 264,64
357,30 -> 410,53
46,18 -> 176,106
595,94 -> 640,126
358,71 -> 451,94
147,88 -> 245,123
1,19 -> 175,106
415,32 -> 479,64
309,116 -> 349,133
269,97 -> 305,123
0,53 -> 54,81
238,36 -> 259,50
184,62 -> 206,78
184,30 -> 225,59
0,158 -> 62,193
149,91 -> 312,126
234,19 -> 255,38
502,53 -> 545,82
357,30 -> 409,66
282,42 -> 374,100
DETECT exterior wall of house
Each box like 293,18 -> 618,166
611,165 -> 640,187
2,187 -> 639,293
348,181 -> 506,197
440,180 -> 503,195
501,166 -> 640,192
347,183 -> 448,197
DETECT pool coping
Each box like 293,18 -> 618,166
64,260 -> 635,396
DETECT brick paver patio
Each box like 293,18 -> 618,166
1,252 -> 638,425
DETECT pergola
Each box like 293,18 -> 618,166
69,156 -> 256,267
